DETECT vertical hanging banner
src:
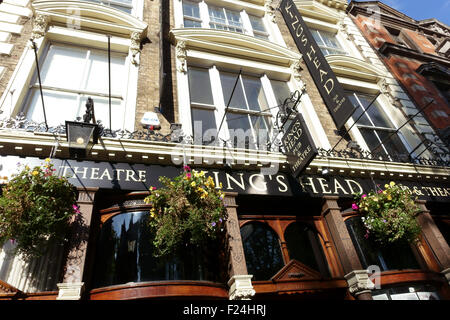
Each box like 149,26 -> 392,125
279,0 -> 355,130
282,113 -> 318,178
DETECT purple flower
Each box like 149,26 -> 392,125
211,222 -> 216,227
219,218 -> 223,223
352,203 -> 359,210
383,219 -> 387,223
10,238 -> 16,244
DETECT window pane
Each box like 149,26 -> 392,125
242,75 -> 269,112
220,72 -> 247,110
249,15 -> 266,33
227,112 -> 254,148
345,217 -> 420,271
347,94 -> 372,126
285,223 -> 330,277
376,130 -> 409,158
188,68 -> 214,105
85,51 -> 126,95
209,6 -> 226,24
93,211 -> 218,288
356,94 -> 393,128
359,128 -> 384,155
271,80 -> 292,106
40,45 -> 87,89
183,0 -> 200,18
241,223 -> 284,281
192,108 -> 217,144
184,19 -> 202,28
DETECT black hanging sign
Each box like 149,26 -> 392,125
279,0 -> 355,130
282,113 -> 318,178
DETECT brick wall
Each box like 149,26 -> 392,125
353,15 -> 450,133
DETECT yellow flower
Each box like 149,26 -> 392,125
25,165 -> 30,170
190,181 -> 196,187
387,195 -> 392,201
389,181 -> 395,187
31,170 -> 39,176
384,184 -> 389,189
45,158 -> 51,163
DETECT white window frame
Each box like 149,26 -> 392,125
346,90 -> 413,159
310,28 -> 347,56
179,0 -> 271,41
84,0 -> 144,19
22,41 -> 131,130
0,26 -> 140,132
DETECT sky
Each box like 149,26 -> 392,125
349,0 -> 450,25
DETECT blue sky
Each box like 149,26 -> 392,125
349,0 -> 450,25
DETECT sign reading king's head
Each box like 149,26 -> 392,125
280,0 -> 356,130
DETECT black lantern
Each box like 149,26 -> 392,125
66,98 -> 99,158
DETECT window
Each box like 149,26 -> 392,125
93,211 -> 220,288
85,0 -> 134,14
187,67 -> 288,149
22,44 -> 128,130
183,0 -> 202,28
310,28 -> 347,56
284,222 -> 330,277
347,91 -> 409,158
181,1 -> 270,41
240,222 -> 284,281
345,216 -> 421,271
372,284 -> 441,300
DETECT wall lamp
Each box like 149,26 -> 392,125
66,97 -> 99,158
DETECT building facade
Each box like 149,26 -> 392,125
0,0 -> 449,300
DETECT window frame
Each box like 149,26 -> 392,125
309,28 -> 347,56
180,0 -> 271,41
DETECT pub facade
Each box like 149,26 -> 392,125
0,0 -> 449,300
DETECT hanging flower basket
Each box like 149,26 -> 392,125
352,182 -> 422,245
0,159 -> 78,259
144,165 -> 228,258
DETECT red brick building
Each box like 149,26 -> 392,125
348,1 -> 450,150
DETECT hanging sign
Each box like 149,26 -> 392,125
279,0 -> 355,130
281,113 -> 318,178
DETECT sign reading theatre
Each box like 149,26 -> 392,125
280,0 -> 355,130
282,113 -> 318,178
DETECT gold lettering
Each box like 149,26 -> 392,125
138,170 -> 146,182
226,173 -> 245,190
324,78 -> 334,95
301,34 -> 308,46
125,170 -> 139,182
317,178 -> 332,194
306,45 -> 316,61
73,167 -> 88,179
276,175 -> 288,193
249,174 -> 268,192
313,57 -> 321,69
90,168 -> 100,180
301,177 -> 318,194
285,2 -> 294,18
100,169 -> 112,180
114,169 -> 125,180
345,179 -> 363,194
333,179 -> 349,195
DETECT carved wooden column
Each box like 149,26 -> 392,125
416,200 -> 450,285
224,192 -> 255,300
57,187 -> 98,300
321,196 -> 373,300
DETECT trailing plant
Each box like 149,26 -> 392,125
352,181 -> 422,245
0,158 -> 78,259
144,165 -> 228,258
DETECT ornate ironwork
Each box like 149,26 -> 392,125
0,113 -> 186,143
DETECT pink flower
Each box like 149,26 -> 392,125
72,204 -> 81,214
377,190 -> 383,194
186,173 -> 191,179
361,194 -> 367,199
183,165 -> 191,172
351,203 -> 359,210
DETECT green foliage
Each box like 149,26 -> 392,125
144,166 -> 228,258
0,159 -> 78,259
353,181 -> 422,245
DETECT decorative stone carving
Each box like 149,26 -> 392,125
228,275 -> 256,300
176,40 -> 187,73
290,59 -> 303,82
31,14 -> 49,40
379,78 -> 401,107
56,282 -> 84,300
130,31 -> 142,65
264,0 -> 276,23
344,270 -> 375,296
